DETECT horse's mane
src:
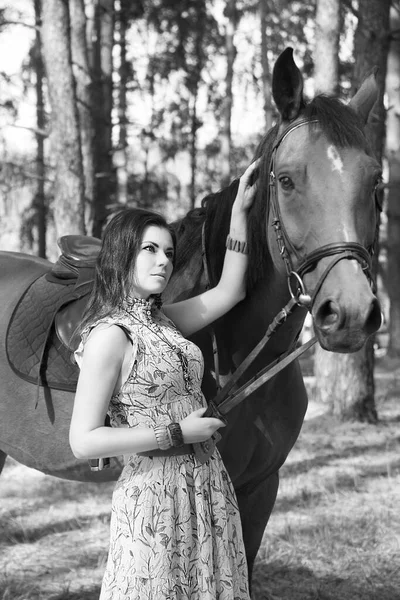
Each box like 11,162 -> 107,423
173,95 -> 369,291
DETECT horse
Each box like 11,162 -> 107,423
0,47 -> 382,586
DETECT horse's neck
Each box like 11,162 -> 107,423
223,268 -> 307,365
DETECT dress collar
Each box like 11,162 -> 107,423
120,296 -> 155,321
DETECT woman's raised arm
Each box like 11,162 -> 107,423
163,159 -> 259,337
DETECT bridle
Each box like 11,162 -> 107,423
193,118 -> 381,449
268,119 -> 378,310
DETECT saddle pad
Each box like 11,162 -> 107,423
6,273 -> 86,392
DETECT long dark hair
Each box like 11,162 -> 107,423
78,208 -> 177,336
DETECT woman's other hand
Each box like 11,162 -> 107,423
180,407 -> 226,444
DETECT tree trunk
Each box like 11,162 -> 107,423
314,347 -> 377,420
34,0 -> 46,257
386,6 -> 400,357
91,0 -> 115,237
116,0 -> 129,206
41,0 -> 86,237
314,0 -> 340,94
221,0 -> 237,187
353,1 -> 390,165
260,0 -> 273,131
313,0 -> 390,421
70,0 -> 95,233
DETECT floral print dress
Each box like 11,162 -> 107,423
75,298 -> 250,600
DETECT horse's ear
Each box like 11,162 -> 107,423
272,47 -> 305,122
349,69 -> 379,124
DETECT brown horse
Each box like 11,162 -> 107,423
0,48 -> 382,583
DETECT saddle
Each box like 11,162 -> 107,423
6,235 -> 101,392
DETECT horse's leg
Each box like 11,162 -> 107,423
0,449 -> 7,476
236,472 -> 279,590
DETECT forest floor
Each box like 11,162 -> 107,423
0,356 -> 400,600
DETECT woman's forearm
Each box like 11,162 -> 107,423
70,425 -> 158,460
215,203 -> 250,301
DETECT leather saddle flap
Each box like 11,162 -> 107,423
6,272 -> 92,392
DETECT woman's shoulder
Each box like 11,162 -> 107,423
84,307 -> 139,335
74,312 -> 137,367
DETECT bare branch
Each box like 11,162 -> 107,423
2,160 -> 53,183
6,123 -> 49,138
0,20 -> 39,31
341,0 -> 359,19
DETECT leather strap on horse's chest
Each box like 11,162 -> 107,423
200,220 -> 310,418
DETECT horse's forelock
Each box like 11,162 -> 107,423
304,95 -> 368,150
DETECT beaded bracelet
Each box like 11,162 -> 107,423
154,425 -> 171,450
166,425 -> 173,447
226,234 -> 248,255
167,422 -> 185,447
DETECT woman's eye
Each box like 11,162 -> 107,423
166,251 -> 174,260
278,176 -> 294,191
143,245 -> 155,252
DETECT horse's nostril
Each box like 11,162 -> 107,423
314,299 -> 342,331
365,298 -> 382,335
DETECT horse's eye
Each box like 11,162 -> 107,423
278,176 -> 294,191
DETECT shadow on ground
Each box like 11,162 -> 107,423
0,582 -> 101,600
251,561 -> 400,600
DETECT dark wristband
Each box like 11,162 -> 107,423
168,422 -> 185,447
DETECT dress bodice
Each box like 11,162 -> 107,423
75,297 -> 206,432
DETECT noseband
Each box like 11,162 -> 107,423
268,119 -> 377,310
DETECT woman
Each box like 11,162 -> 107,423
69,160 -> 259,599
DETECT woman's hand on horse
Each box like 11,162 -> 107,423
180,407 -> 226,443
233,159 -> 261,213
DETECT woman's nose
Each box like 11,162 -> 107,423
158,252 -> 169,264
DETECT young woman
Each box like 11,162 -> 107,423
69,160 -> 259,599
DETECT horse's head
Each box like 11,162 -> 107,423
252,48 -> 382,352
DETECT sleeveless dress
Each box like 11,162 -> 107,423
75,298 -> 250,600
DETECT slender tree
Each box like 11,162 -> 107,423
34,0 -> 46,257
386,4 -> 400,357
91,0 -> 115,237
41,0 -> 86,236
220,0 -> 238,188
115,0 -> 130,206
259,0 -> 273,131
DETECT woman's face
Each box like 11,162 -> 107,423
130,225 -> 175,299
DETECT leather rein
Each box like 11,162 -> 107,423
202,118 -> 378,422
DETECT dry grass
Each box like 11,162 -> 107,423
0,466 -> 113,599
1,362 -> 400,600
252,361 -> 400,600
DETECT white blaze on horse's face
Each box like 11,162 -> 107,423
327,145 -> 344,174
